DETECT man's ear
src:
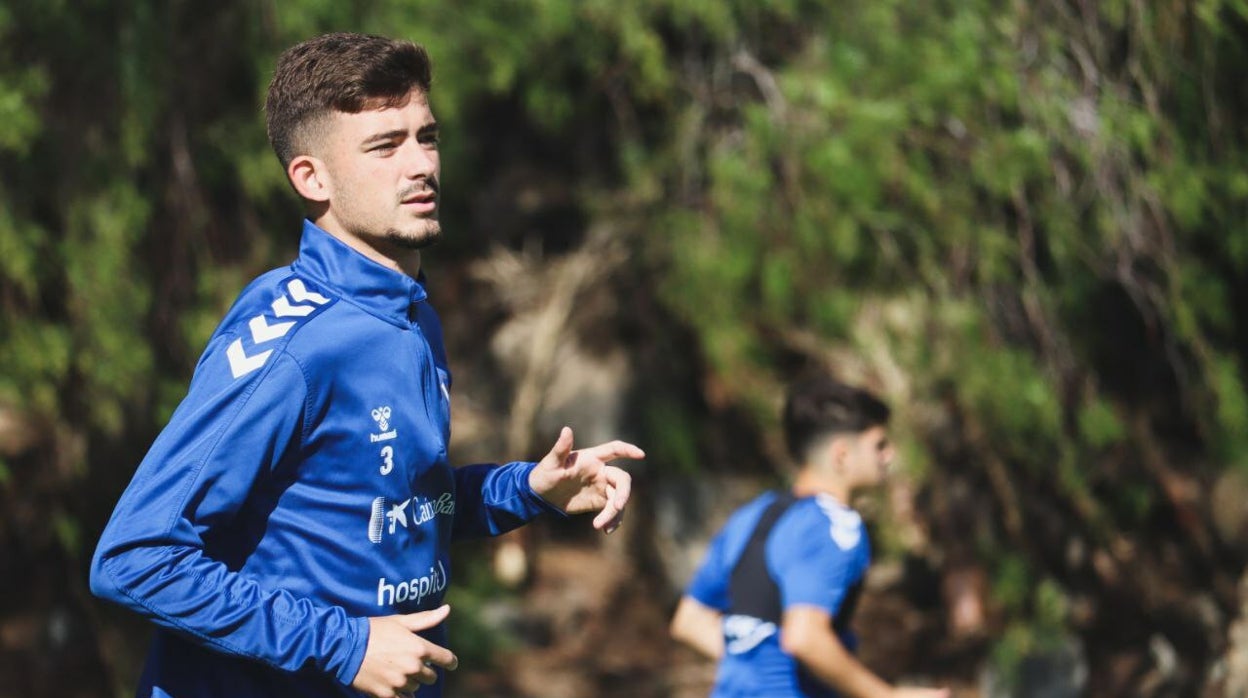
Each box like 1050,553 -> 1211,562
288,155 -> 331,203
828,437 -> 849,471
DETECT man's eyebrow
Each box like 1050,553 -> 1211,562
360,123 -> 438,146
361,129 -> 408,145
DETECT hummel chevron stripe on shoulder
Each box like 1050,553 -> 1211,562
272,296 -> 315,318
227,339 -> 272,378
288,278 -> 330,304
226,278 -> 331,379
249,315 -> 295,343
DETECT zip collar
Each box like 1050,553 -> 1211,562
290,219 -> 428,328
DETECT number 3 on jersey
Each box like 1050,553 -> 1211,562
379,445 -> 395,475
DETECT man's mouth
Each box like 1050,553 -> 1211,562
400,190 -> 438,212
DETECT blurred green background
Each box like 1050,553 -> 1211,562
2,1 -> 1248,696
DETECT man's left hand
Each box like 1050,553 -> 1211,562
528,427 -> 644,533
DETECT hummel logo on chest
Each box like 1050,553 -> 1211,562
371,406 -> 397,442
227,279 -> 330,379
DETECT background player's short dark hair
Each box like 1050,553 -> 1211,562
265,32 -> 433,168
782,374 -> 891,462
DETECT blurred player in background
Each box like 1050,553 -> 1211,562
671,374 -> 948,698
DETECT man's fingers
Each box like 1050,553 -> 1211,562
421,642 -> 459,671
584,440 -> 645,463
403,663 -> 438,689
592,489 -> 621,531
391,607 -> 459,675
606,465 -> 632,511
594,507 -> 624,533
397,604 -> 451,632
417,662 -> 440,684
547,426 -> 575,466
592,466 -> 631,532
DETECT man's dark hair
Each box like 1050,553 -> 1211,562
265,32 -> 433,167
782,374 -> 891,462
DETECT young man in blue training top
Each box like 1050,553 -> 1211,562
90,33 -> 644,698
670,375 -> 948,698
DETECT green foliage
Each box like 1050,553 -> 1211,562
64,184 -> 154,435
0,69 -> 47,154
1078,397 -> 1126,450
0,207 -> 45,300
1211,353 -> 1248,459
960,345 -> 1063,462
0,321 -> 72,415
989,575 -> 1073,690
609,0 -> 1247,686
641,397 -> 702,475
53,508 -> 82,558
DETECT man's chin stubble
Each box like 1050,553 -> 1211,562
385,224 -> 442,250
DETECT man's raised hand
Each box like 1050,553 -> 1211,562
528,427 -> 645,533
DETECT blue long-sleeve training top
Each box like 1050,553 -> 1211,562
90,220 -> 560,697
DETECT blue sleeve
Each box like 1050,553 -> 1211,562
416,293 -> 564,540
769,505 -> 867,616
450,461 -> 566,539
685,530 -> 731,610
89,341 -> 367,686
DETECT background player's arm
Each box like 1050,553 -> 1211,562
669,595 -> 724,660
781,606 -> 949,698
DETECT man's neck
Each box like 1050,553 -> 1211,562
313,216 -> 423,278
790,469 -> 851,505
350,239 -> 423,279
393,251 -> 423,279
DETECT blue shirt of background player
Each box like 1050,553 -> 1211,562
685,490 -> 871,698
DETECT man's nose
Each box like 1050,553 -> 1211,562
404,143 -> 437,179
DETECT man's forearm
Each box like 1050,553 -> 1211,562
450,461 -> 563,539
91,542 -> 367,684
781,607 -> 892,698
670,596 -> 724,660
